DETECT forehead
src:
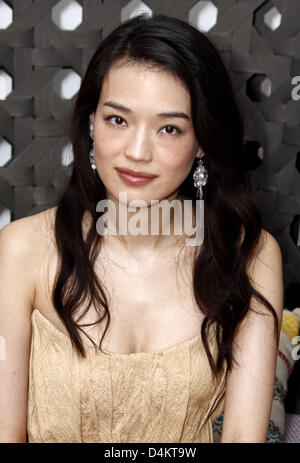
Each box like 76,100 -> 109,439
99,60 -> 191,112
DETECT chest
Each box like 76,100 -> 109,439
34,241 -> 204,354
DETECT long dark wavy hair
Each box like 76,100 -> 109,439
52,14 -> 279,418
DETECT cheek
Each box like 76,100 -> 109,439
163,148 -> 195,178
93,125 -> 123,160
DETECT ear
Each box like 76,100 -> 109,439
195,150 -> 204,159
89,113 -> 95,138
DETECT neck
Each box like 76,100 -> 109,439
97,190 -> 196,256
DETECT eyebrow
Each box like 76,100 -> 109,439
103,100 -> 190,121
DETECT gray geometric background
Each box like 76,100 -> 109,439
0,0 -> 299,298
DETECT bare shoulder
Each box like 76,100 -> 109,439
0,207 -> 58,288
0,207 -> 58,317
246,228 -> 284,325
250,228 -> 283,271
0,206 -> 57,252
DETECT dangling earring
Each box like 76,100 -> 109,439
89,137 -> 97,170
193,153 -> 208,200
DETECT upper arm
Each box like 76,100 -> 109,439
221,230 -> 284,443
0,221 -> 36,442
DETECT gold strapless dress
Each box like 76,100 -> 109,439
27,309 -> 226,443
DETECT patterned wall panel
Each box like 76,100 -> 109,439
0,0 -> 299,294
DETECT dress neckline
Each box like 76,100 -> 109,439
31,308 -> 203,357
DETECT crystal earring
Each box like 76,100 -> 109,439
193,153 -> 208,200
89,137 -> 97,170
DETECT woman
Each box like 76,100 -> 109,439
0,14 -> 283,443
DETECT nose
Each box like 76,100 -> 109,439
124,126 -> 152,162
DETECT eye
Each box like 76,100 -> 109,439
104,115 -> 182,136
104,115 -> 126,127
161,125 -> 182,136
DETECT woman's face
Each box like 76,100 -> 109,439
89,60 -> 201,205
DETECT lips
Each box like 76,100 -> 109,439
115,167 -> 157,179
